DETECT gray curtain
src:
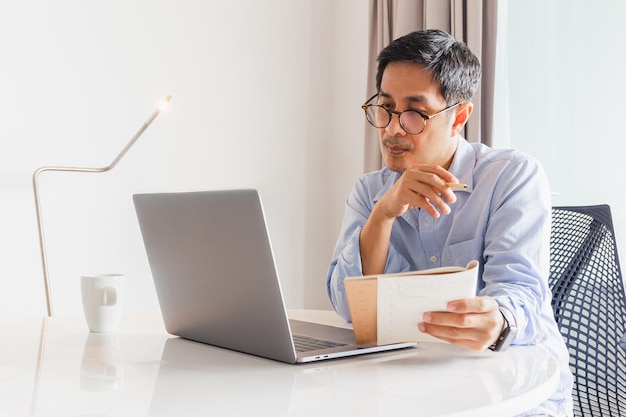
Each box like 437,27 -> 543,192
364,0 -> 499,172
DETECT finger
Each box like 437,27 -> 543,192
440,182 -> 461,204
394,171 -> 456,216
424,194 -> 452,215
423,311 -> 480,329
413,178 -> 457,208
397,187 -> 443,218
417,196 -> 445,218
403,189 -> 450,216
424,308 -> 501,335
404,167 -> 460,204
418,322 -> 495,351
447,296 -> 499,314
418,322 -> 478,344
408,165 -> 459,184
424,177 -> 459,205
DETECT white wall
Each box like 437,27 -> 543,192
506,0 -> 626,257
0,1 -> 369,318
7,1 -> 623,320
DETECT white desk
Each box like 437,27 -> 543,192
0,310 -> 559,417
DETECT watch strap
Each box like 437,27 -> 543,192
489,307 -> 517,352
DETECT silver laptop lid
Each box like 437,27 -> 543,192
133,189 -> 297,363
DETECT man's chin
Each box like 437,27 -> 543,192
384,158 -> 411,173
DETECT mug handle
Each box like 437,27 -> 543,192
101,287 -> 117,306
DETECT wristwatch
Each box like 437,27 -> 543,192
489,306 -> 518,352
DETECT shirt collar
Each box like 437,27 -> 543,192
448,136 -> 474,192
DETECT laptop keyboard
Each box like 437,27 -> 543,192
293,334 -> 348,352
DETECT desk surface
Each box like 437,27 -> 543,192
0,310 -> 558,417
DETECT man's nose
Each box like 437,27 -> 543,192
385,112 -> 406,136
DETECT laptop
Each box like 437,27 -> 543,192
132,189 -> 415,363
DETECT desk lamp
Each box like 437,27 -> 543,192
33,95 -> 172,317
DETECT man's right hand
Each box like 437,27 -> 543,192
376,165 -> 460,219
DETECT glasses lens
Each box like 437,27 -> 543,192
365,105 -> 426,134
365,106 -> 390,128
399,111 -> 425,134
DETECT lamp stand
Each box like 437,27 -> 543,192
33,96 -> 172,317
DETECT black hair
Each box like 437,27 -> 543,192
375,29 -> 481,104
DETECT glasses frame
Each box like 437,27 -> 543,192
361,94 -> 462,135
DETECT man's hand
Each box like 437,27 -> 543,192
360,165 -> 461,276
375,165 -> 460,220
418,296 -> 504,351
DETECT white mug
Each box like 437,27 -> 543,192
81,273 -> 124,333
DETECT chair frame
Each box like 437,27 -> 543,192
549,205 -> 626,416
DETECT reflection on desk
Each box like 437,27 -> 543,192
0,311 -> 559,417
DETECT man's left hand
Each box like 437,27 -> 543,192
418,296 -> 504,351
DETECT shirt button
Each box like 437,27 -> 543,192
430,255 -> 437,263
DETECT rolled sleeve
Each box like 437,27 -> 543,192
326,225 -> 363,321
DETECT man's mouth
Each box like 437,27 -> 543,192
387,146 -> 407,156
384,141 -> 410,156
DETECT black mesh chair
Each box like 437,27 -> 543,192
549,205 -> 626,416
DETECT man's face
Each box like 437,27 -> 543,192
377,61 -> 459,172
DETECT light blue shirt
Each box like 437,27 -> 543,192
326,137 -> 574,416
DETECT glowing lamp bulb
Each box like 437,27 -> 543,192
159,95 -> 173,112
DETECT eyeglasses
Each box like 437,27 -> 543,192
361,94 -> 461,135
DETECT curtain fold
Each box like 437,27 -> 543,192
364,0 -> 499,172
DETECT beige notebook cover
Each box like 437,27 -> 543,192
345,260 -> 479,346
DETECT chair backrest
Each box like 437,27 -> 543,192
549,205 -> 626,416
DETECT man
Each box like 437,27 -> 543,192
326,29 -> 573,416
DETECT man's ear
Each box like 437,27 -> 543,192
450,102 -> 474,137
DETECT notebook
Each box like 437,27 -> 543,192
132,189 -> 415,363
